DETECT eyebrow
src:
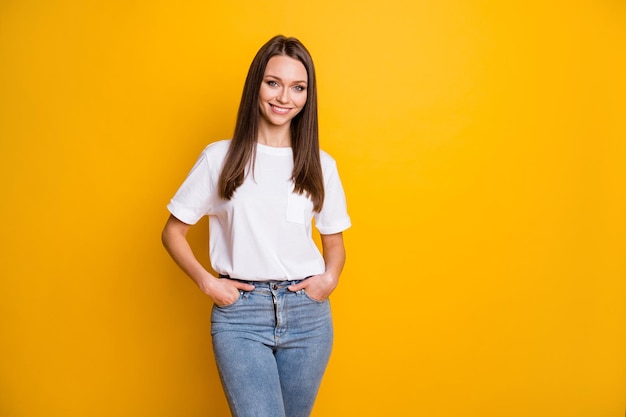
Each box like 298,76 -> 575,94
264,75 -> 308,85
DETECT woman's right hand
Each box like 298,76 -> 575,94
162,215 -> 255,307
200,276 -> 255,307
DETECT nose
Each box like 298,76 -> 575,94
276,87 -> 289,103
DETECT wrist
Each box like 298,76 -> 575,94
196,273 -> 218,294
321,271 -> 339,290
324,269 -> 339,282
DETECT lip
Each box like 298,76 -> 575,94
269,104 -> 292,115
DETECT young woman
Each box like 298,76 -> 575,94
161,35 -> 351,417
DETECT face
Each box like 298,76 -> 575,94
258,55 -> 308,129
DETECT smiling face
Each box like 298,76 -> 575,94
258,55 -> 308,131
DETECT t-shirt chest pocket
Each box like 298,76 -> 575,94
286,191 -> 312,224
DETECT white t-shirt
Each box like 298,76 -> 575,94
167,140 -> 351,281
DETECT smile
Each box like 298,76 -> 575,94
270,104 -> 291,115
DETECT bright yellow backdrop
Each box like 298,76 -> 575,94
1,1 -> 624,416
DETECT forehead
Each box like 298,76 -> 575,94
264,55 -> 307,80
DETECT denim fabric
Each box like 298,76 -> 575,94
211,279 -> 333,417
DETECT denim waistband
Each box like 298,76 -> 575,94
218,274 -> 310,289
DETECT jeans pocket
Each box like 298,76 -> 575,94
215,291 -> 244,309
302,289 -> 327,304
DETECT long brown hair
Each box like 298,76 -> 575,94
218,35 -> 325,212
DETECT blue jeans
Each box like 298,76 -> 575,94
211,279 -> 333,417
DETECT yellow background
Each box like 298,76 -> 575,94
1,1 -> 625,416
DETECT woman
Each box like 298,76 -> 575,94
162,35 -> 351,417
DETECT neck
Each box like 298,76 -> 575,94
257,123 -> 292,148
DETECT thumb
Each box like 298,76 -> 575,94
233,281 -> 255,291
288,281 -> 306,292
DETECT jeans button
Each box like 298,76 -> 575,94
273,284 -> 278,290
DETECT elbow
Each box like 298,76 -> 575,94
161,217 -> 177,251
161,226 -> 172,252
161,215 -> 190,253
161,227 -> 168,248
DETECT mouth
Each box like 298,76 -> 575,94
269,104 -> 291,115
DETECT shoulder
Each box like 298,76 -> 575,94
200,139 -> 231,161
320,149 -> 337,172
319,148 -> 337,169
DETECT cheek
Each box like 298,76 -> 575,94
258,86 -> 270,101
296,94 -> 307,108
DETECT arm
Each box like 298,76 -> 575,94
161,214 -> 254,306
288,232 -> 346,300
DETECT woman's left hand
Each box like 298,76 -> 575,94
288,273 -> 338,301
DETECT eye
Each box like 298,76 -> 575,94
266,80 -> 279,87
293,85 -> 306,92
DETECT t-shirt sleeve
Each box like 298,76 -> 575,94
315,157 -> 351,235
167,151 -> 215,225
